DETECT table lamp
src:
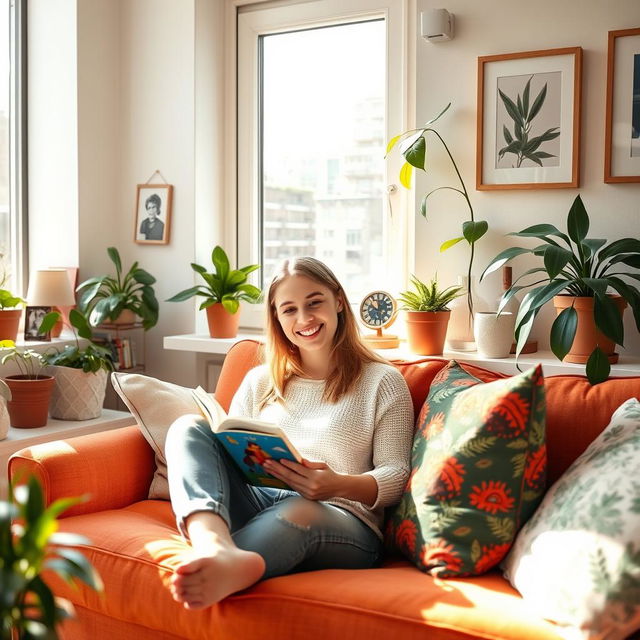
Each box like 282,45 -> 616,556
26,269 -> 77,338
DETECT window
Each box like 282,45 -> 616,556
236,0 -> 407,325
0,0 -> 25,295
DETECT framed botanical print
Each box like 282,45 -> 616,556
605,28 -> 640,183
477,47 -> 582,190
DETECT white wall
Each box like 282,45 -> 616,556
413,0 -> 640,356
27,0 -> 640,386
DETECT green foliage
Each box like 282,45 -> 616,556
0,256 -> 25,310
167,246 -> 262,314
0,290 -> 25,310
498,76 -> 560,168
481,195 -> 640,385
0,342 -> 47,379
386,103 -> 488,316
0,475 -> 102,640
398,275 -> 463,312
39,310 -> 114,374
76,247 -> 158,330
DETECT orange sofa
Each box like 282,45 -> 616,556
8,340 -> 640,640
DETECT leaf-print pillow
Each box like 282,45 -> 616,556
385,360 -> 546,578
503,397 -> 640,640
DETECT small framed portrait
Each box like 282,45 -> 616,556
24,306 -> 52,342
134,184 -> 173,245
477,47 -> 582,190
605,28 -> 640,183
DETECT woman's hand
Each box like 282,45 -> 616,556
263,458 -> 343,501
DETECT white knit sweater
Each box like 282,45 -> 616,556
228,361 -> 414,538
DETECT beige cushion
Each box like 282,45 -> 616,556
111,372 -> 226,499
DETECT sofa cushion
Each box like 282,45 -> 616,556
503,397 -> 640,640
47,500 -> 565,640
111,372 -> 226,499
386,361 -> 546,578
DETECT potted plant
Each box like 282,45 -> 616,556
76,247 -> 158,330
398,275 -> 462,355
386,104 -> 488,328
0,342 -> 54,428
1,474 -> 102,640
481,194 -> 640,384
38,309 -> 115,420
0,258 -> 25,342
167,246 -> 261,338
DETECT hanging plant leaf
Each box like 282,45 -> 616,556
586,347 -> 610,385
550,306 -> 577,361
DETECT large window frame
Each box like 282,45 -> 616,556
228,0 -> 413,329
6,0 -> 27,296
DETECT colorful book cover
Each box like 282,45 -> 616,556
191,386 -> 302,489
214,430 -> 300,489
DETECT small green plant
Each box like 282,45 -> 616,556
386,103 -> 487,317
0,255 -> 25,310
76,247 -> 158,330
167,245 -> 261,314
398,275 -> 463,312
498,76 -> 560,168
39,310 -> 114,374
1,475 -> 103,640
0,342 -> 47,379
481,194 -> 640,384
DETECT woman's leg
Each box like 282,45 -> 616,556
232,495 -> 382,579
165,415 -> 286,609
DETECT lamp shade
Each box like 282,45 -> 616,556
26,269 -> 76,307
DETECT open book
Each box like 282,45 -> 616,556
192,386 -> 302,489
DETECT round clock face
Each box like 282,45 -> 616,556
359,291 -> 396,329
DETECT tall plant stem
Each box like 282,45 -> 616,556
430,129 -> 476,318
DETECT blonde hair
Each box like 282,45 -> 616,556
261,256 -> 384,408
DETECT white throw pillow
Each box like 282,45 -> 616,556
502,397 -> 640,640
111,372 -> 227,499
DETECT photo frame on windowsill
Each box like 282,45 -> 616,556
604,28 -> 640,183
476,47 -> 582,190
24,306 -> 52,342
134,184 -> 173,245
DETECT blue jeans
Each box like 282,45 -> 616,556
165,415 -> 383,579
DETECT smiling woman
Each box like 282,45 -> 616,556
162,255 -> 414,610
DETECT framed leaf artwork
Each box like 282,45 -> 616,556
476,47 -> 582,190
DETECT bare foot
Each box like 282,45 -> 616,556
170,545 -> 265,610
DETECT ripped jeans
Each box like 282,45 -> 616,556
165,416 -> 383,579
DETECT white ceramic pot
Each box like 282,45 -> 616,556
446,275 -> 490,352
473,312 -> 516,359
49,366 -> 108,420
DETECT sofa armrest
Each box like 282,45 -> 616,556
8,426 -> 156,517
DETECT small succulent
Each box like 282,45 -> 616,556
398,275 -> 463,312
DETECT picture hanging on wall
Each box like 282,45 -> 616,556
134,183 -> 173,245
605,27 -> 640,183
476,47 -> 582,190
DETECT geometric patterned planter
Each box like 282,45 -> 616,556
48,366 -> 108,420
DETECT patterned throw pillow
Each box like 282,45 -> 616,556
502,397 -> 640,640
386,360 -> 546,578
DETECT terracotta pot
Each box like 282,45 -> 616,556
206,303 -> 241,339
111,309 -> 138,325
4,375 -> 55,428
553,295 -> 627,364
0,309 -> 22,341
405,310 -> 451,356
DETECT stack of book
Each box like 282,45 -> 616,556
93,332 -> 138,370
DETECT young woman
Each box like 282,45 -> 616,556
165,257 -> 414,610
